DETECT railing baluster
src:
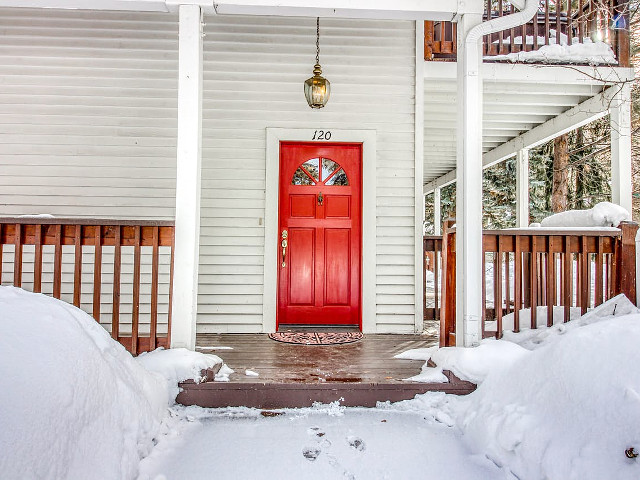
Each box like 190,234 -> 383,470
521,13 -> 527,52
498,0 -> 505,54
563,236 -> 572,322
150,226 -> 160,351
580,236 -> 589,314
93,226 -> 102,322
34,224 -> 43,293
545,0 -> 551,44
53,225 -> 62,299
167,226 -> 176,348
556,0 -> 562,45
595,237 -> 604,305
547,237 -> 557,327
434,239 -> 440,321
73,224 -> 82,308
131,226 -> 141,355
510,4 -> 516,53
514,236 -> 522,333
13,223 -> 22,287
112,226 -> 121,342
533,2 -> 539,50
531,236 -> 538,329
578,0 -> 584,42
496,246 -> 504,337
504,250 -> 511,314
567,0 -> 573,45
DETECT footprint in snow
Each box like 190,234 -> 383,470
346,436 -> 366,452
302,447 -> 321,461
307,426 -> 326,438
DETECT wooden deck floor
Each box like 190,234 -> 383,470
176,334 -> 476,409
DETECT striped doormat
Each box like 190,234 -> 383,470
268,332 -> 363,345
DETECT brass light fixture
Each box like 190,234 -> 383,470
304,17 -> 330,109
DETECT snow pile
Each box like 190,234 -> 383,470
501,294 -> 639,350
486,39 -> 616,65
461,313 -> 640,479
539,201 -> 631,228
397,341 -> 528,384
487,305 -> 583,334
137,348 -> 222,403
398,295 -> 640,479
0,286 -> 226,480
0,286 -> 167,480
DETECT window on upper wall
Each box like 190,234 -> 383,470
291,157 -> 349,186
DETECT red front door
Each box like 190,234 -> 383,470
277,142 -> 362,328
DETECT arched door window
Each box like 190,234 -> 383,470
291,157 -> 349,186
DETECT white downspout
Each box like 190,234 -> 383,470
456,0 -> 539,346
465,0 -> 540,46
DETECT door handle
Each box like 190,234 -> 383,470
281,230 -> 288,267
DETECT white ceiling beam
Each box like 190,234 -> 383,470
212,0 -> 478,19
0,0 -> 170,10
424,86 -> 618,192
425,61 -> 634,86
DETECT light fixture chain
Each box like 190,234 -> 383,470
316,17 -> 320,65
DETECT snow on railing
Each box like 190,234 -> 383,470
425,0 -> 630,66
0,217 -> 175,355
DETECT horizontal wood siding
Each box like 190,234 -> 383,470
0,8 -> 177,332
201,16 -> 417,333
0,8 -> 178,219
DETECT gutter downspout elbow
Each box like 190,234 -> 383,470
465,0 -> 540,47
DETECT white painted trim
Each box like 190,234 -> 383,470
171,4 -> 203,350
515,148 -> 529,228
414,19 -> 425,333
610,83 -> 633,214
264,128 -> 377,333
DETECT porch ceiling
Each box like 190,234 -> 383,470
422,62 -> 633,190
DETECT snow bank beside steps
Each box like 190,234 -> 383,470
0,286 -> 221,480
399,295 -> 640,480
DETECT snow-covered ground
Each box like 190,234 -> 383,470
2,286 -> 640,479
138,405 -> 508,480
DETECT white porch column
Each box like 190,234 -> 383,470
171,4 -> 203,349
610,83 -> 633,215
434,187 -> 442,235
515,148 -> 529,228
456,13 -> 484,347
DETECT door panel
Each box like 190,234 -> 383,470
290,195 -> 316,218
277,142 -> 362,327
324,195 -> 350,218
288,228 -> 315,306
324,228 -> 350,306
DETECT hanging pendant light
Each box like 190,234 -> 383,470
304,17 -> 330,109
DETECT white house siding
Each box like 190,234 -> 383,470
200,15 -> 417,333
0,8 -> 177,334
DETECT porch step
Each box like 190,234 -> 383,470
176,370 -> 476,409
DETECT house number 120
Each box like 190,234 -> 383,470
312,130 -> 331,141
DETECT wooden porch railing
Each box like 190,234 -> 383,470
425,221 -> 638,347
425,0 -> 630,66
0,218 -> 175,355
